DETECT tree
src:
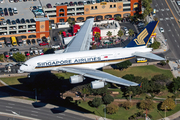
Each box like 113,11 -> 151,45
115,60 -> 132,70
117,30 -> 123,38
122,101 -> 132,110
125,91 -> 133,102
160,61 -> 166,66
139,99 -> 154,110
106,104 -> 119,114
128,29 -> 134,36
91,97 -> 102,108
115,16 -> 122,21
94,32 -> 101,42
90,83 -> 110,96
81,87 -> 90,101
161,98 -> 176,111
13,52 -> 25,62
102,94 -> 114,105
106,31 -> 112,40
169,77 -> 180,93
0,54 -> 4,62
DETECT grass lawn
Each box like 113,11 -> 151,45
76,101 -> 180,120
0,76 -> 24,85
104,65 -> 173,80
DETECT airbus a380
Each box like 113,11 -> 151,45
20,18 -> 165,89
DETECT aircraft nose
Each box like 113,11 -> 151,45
19,65 -> 24,72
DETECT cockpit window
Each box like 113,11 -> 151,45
23,64 -> 28,66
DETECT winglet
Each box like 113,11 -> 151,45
126,21 -> 159,48
138,82 -> 143,87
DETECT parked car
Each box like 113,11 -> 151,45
5,63 -> 13,67
4,52 -> 9,58
0,11 -> 4,16
9,52 -> 13,57
14,0 -> 18,3
39,50 -> 44,55
51,24 -> 55,29
159,27 -> 164,33
13,7 -> 18,14
53,37 -> 57,41
0,43 -> 2,48
42,36 -> 47,42
9,12 -> 13,16
6,19 -> 11,25
74,2 -> 77,5
16,19 -> 20,24
33,50 -> 38,55
21,18 -> 25,24
9,0 -> 13,3
51,44 -> 60,49
123,27 -> 128,32
24,51 -> 30,56
12,20 -> 16,25
39,42 -> 49,46
30,19 -> 35,23
37,39 -> 41,44
4,11 -> 8,16
26,39 -> 31,45
31,39 -> 36,44
46,3 -> 52,8
4,8 -> 7,12
26,19 -> 30,23
10,48 -> 19,52
29,50 -> 33,55
8,8 -> 12,12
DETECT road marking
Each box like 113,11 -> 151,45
31,111 -> 38,113
178,45 -> 179,48
31,114 -> 38,116
166,8 -> 169,11
6,106 -> 12,108
161,9 -> 164,11
59,113 -> 65,116
175,40 -> 177,42
170,17 -> 174,19
33,108 -> 40,110
168,29 -> 171,31
5,109 -> 11,111
172,23 -> 174,26
162,3 -> 163,5
178,34 -> 179,36
57,116 -> 63,119
8,103 -> 15,105
167,13 -> 169,16
165,0 -> 180,28
172,34 -> 174,37
156,10 -> 159,12
160,18 -> 163,21
175,29 -> 177,31
167,24 -> 169,26
165,18 -> 169,20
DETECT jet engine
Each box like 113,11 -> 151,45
91,81 -> 106,89
69,75 -> 84,84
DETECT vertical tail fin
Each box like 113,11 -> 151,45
125,21 -> 159,48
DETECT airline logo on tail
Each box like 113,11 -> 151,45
134,28 -> 148,45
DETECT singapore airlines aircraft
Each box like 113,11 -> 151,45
20,18 -> 165,89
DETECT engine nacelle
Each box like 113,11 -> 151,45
69,75 -> 84,84
91,81 -> 105,89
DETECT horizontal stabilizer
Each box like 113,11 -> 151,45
132,52 -> 165,61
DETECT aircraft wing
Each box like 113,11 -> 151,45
63,18 -> 94,53
56,67 -> 138,86
132,52 -> 165,60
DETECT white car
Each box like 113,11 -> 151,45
51,44 -> 60,49
125,31 -> 129,36
51,24 -> 55,29
13,7 -> 18,14
9,0 -> 13,3
177,1 -> 180,5
39,50 -> 44,55
34,50 -> 38,55
159,27 -> 164,33
123,27 -> 128,32
0,0 -> 3,3
91,0 -> 96,4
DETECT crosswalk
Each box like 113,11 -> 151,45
159,17 -> 174,21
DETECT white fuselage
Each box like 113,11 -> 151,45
20,46 -> 152,72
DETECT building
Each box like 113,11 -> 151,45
0,0 -> 141,42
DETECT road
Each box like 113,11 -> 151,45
0,99 -> 93,120
152,0 -> 180,60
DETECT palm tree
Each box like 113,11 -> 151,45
117,30 -> 123,39
106,31 -> 112,40
128,29 -> 134,37
126,91 -> 133,102
94,32 -> 100,42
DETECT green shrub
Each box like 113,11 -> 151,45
150,41 -> 160,49
91,97 -> 102,108
106,104 -> 119,114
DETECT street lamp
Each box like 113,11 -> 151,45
102,105 -> 106,120
164,106 -> 168,120
33,88 -> 37,102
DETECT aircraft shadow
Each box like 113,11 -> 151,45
0,72 -> 94,114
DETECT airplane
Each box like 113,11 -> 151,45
20,18 -> 165,89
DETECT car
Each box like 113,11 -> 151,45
125,31 -> 129,36
29,50 -> 33,55
15,63 -> 23,66
30,19 -> 35,23
38,5 -> 42,9
23,0 -> 27,2
74,2 -> 77,5
14,0 -> 18,2
159,27 -> 164,33
0,11 -> 4,16
21,18 -> 25,24
92,0 -> 96,4
51,44 -> 60,49
177,1 -> 180,5
25,51 -> 30,56
31,39 -> 36,44
9,12 -> 13,16
6,19 -> 11,25
39,50 -> 44,55
0,0 -> 3,3
8,8 -> 12,12
32,6 -> 37,11
12,20 -> 16,24
2,20 -> 6,25
4,11 -> 8,16
61,2 -> 64,5
37,39 -> 41,44
9,0 -> 13,2
4,52 -> 9,58
69,2 -> 74,6
55,2 -> 60,5
53,37 -> 57,41
9,52 -> 13,57
42,36 -> 47,42
87,1 -> 91,4
123,27 -> 128,31
10,48 -> 19,52
13,8 -> 18,14
64,2 -> 68,5
46,3 -> 52,8
83,1 -> 87,4
51,24 -> 55,29
5,63 -> 13,67
26,19 -> 30,23
0,43 -> 2,48
30,46 -> 38,50
39,42 -> 49,46
34,50 -> 38,55
16,19 -> 20,24
26,39 -> 31,45
4,8 -> 7,12
96,0 -> 100,3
